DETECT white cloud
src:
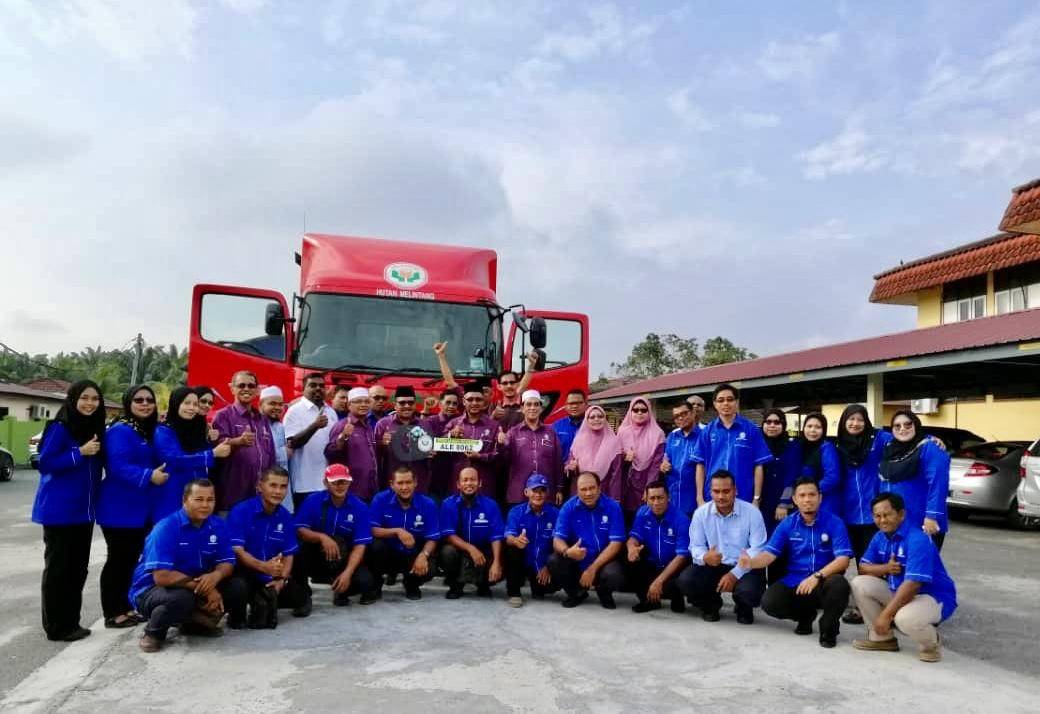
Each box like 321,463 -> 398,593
536,4 -> 659,63
733,109 -> 781,129
666,87 -> 714,131
219,0 -> 269,13
799,121 -> 888,180
718,165 -> 767,188
758,31 -> 840,81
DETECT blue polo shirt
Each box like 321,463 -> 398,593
553,416 -> 583,463
764,510 -> 853,588
861,520 -> 957,621
692,415 -> 772,502
553,495 -> 625,570
227,496 -> 299,583
129,510 -> 235,608
439,494 -> 504,548
505,502 -> 559,573
664,425 -> 702,517
879,440 -> 950,533
839,430 -> 893,525
629,504 -> 692,569
294,491 -> 373,546
98,422 -> 160,529
369,490 -> 441,554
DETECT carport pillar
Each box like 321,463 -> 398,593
865,372 -> 884,425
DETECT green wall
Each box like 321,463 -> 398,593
0,418 -> 46,465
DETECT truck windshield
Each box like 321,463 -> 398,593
296,293 -> 502,376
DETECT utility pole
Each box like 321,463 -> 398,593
129,333 -> 144,385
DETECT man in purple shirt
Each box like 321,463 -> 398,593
212,370 -> 275,511
423,388 -> 462,500
374,386 -> 434,494
499,390 -> 564,506
325,387 -> 379,501
445,386 -> 500,498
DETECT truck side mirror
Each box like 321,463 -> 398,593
529,317 -> 547,349
265,302 -> 285,337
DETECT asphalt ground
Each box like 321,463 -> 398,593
1,468 -> 1038,712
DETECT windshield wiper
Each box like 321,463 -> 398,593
364,367 -> 438,385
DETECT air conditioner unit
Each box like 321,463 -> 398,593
29,404 -> 49,420
910,398 -> 939,415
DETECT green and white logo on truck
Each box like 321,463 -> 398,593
384,262 -> 428,289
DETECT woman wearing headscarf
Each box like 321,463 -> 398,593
793,412 -> 842,517
759,408 -> 800,536
31,379 -> 106,641
880,410 -> 950,550
617,396 -> 665,524
566,405 -> 624,500
152,387 -> 231,521
193,385 -> 221,442
96,385 -> 164,628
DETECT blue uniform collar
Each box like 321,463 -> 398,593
887,519 -> 912,542
176,509 -> 214,530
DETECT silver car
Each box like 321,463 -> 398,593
1017,438 -> 1040,527
947,441 -> 1031,527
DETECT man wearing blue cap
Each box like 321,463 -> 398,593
504,473 -> 560,607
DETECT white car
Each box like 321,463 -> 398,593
1017,439 -> 1040,527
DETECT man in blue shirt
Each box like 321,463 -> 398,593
131,479 -> 246,653
851,492 -> 957,663
660,402 -> 703,517
439,466 -> 505,598
226,466 -> 307,629
294,463 -> 376,610
739,477 -> 853,647
548,471 -> 626,609
368,465 -> 441,600
504,473 -> 560,608
553,389 -> 587,464
626,480 -> 691,614
692,384 -> 772,509
677,470 -> 767,624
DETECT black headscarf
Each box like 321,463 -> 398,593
165,386 -> 210,453
836,404 -> 874,467
115,384 -> 158,442
798,412 -> 828,469
880,410 -> 927,482
193,385 -> 216,407
761,408 -> 789,459
47,379 -> 107,448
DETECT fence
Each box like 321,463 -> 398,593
0,418 -> 45,465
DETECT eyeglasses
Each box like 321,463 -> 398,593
199,399 -> 213,406
499,380 -> 518,386
631,407 -> 649,414
235,382 -> 257,390
372,395 -> 389,401
396,399 -> 415,406
714,396 -> 736,403
763,419 -> 782,425
892,422 -> 915,430
132,397 -> 156,404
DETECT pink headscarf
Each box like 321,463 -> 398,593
617,396 -> 665,470
568,405 -> 623,479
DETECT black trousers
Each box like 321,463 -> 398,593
676,563 -> 765,617
440,543 -> 498,587
291,542 -> 376,597
41,523 -> 94,640
100,526 -> 148,619
761,575 -> 851,638
504,546 -> 557,597
137,578 -> 247,640
367,538 -> 436,592
931,532 -> 946,552
625,558 -> 685,603
228,569 -> 310,625
847,524 -> 878,562
546,552 -> 625,597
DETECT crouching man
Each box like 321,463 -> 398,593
130,479 -> 246,652
439,467 -> 504,599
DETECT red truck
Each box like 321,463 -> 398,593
186,233 -> 589,418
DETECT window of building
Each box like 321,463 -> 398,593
941,275 -> 987,324
994,263 -> 1040,315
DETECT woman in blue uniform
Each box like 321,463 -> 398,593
793,412 -> 841,516
759,408 -> 799,535
879,410 -> 949,551
31,380 -> 106,641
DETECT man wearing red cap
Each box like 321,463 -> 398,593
292,463 -> 377,612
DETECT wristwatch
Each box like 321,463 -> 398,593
813,571 -> 824,580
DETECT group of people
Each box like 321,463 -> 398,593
30,347 -> 956,663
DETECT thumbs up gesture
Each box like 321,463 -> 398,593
737,549 -> 752,570
213,438 -> 232,458
567,537 -> 587,561
239,427 -> 255,446
268,553 -> 285,579
703,544 -> 723,567
381,430 -> 393,446
150,463 -> 169,486
515,528 -> 529,549
624,447 -> 636,463
497,427 -> 507,445
450,423 -> 463,438
627,541 -> 644,563
883,552 -> 902,575
339,421 -> 355,442
660,454 -> 671,473
80,435 -> 101,457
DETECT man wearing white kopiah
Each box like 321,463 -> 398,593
325,387 -> 379,502
284,373 -> 338,510
259,386 -> 288,472
498,390 -> 564,507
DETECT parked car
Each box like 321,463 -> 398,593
881,425 -> 986,453
28,431 -> 42,469
0,446 -> 13,482
947,441 -> 1031,527
1017,438 -> 1040,527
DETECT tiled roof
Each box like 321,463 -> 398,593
23,378 -> 72,393
0,382 -> 66,400
592,308 -> 1040,401
870,232 -> 1040,302
999,178 -> 1040,233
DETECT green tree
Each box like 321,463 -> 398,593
701,336 -> 757,367
611,333 -> 755,379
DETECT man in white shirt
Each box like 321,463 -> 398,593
284,373 -> 338,511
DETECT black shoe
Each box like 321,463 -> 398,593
530,588 -> 546,601
104,615 -> 138,629
701,609 -> 721,622
405,588 -> 422,601
736,611 -> 754,625
385,573 -> 399,586
61,627 -> 92,642
596,589 -> 616,610
632,601 -> 660,613
561,592 -> 589,608
333,592 -> 351,607
819,634 -> 837,648
670,598 -> 685,614
359,591 -> 379,605
476,585 -> 493,598
841,607 -> 863,625
292,599 -> 313,618
227,615 -> 247,630
795,620 -> 814,635
445,585 -> 464,600
180,621 -> 224,638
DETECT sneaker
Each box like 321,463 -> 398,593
62,626 -> 92,642
701,610 -> 721,622
819,634 -> 837,648
631,601 -> 660,614
445,585 -> 464,600
292,598 -> 313,618
138,633 -> 161,653
405,587 -> 422,601
561,592 -> 589,608
853,637 -> 899,652
359,591 -> 379,605
795,620 -> 814,635
841,606 -> 864,625
596,589 -> 616,610
508,596 -> 523,608
670,598 -> 685,614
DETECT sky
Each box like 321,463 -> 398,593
2,0 -> 1039,377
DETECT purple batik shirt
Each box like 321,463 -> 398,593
212,402 -> 275,511
325,413 -> 379,501
621,443 -> 665,512
445,414 -> 500,497
569,454 -> 624,501
423,411 -> 456,498
374,414 -> 433,494
502,422 -> 563,504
